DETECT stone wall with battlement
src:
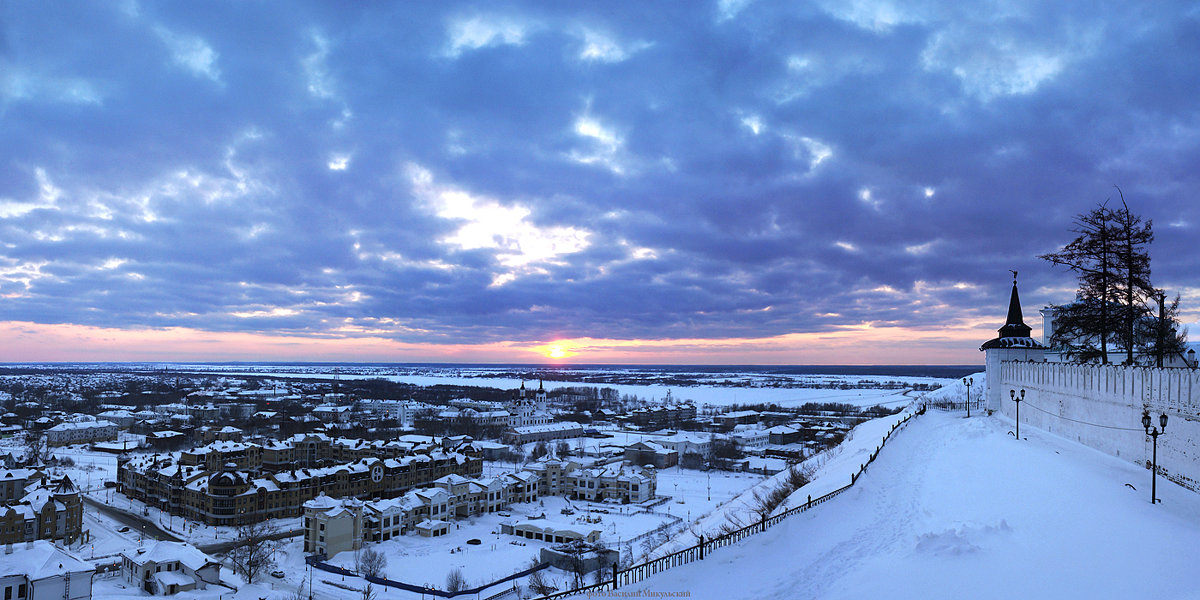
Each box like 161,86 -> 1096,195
993,360 -> 1200,492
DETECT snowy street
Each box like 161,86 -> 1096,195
639,410 -> 1200,600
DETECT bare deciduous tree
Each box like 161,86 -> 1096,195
356,546 -> 387,578
446,567 -> 467,592
526,564 -> 556,596
23,432 -> 48,466
227,520 -> 279,584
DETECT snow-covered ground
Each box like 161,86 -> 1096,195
640,404 -> 920,560
279,465 -> 766,594
247,408 -> 924,599
166,366 -> 948,407
636,407 -> 1200,600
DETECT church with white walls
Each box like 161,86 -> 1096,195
507,380 -> 553,428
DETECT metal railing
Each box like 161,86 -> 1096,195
538,407 -> 925,599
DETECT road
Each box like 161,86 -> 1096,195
196,527 -> 304,554
82,495 -> 183,543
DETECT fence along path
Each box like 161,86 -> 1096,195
306,554 -> 549,598
538,406 -> 925,599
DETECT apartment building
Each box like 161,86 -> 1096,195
0,475 -> 85,545
119,435 -> 483,526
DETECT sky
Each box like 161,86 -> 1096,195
3,1 -> 1200,365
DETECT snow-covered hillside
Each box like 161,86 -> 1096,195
637,408 -> 1200,600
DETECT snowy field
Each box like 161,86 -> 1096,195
371,375 -> 923,408
637,407 -> 1200,600
159,360 -> 950,408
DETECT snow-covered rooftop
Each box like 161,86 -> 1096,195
0,540 -> 93,580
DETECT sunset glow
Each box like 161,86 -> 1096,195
0,320 -> 1004,365
541,343 -> 574,360
3,3 -> 1199,365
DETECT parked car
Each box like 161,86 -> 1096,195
270,570 -> 286,579
118,526 -> 130,533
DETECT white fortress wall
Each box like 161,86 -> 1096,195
996,360 -> 1200,492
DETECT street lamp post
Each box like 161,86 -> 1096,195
1009,389 -> 1025,440
962,377 -> 973,418
1142,411 -> 1169,504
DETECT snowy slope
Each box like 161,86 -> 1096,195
636,410 -> 1200,600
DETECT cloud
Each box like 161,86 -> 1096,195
302,31 -> 337,100
154,26 -> 221,82
1,1 -> 1199,362
406,163 -> 592,286
443,14 -> 533,57
575,28 -> 651,63
1,68 -> 104,106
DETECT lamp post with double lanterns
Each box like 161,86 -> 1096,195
962,377 -> 973,417
1009,389 -> 1025,440
1142,411 -> 1168,504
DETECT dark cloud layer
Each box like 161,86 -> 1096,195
3,1 -> 1200,349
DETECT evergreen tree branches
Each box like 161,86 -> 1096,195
1040,192 -> 1182,365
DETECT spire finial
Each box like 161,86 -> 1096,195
1010,269 -> 1018,283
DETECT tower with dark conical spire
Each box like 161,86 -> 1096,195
981,271 -> 1045,410
507,380 -> 552,428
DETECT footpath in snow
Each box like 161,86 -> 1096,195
638,410 -> 1200,600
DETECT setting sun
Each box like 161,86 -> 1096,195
541,342 -> 576,360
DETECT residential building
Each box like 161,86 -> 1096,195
44,421 -> 118,447
216,403 -> 255,420
312,405 -> 353,423
96,410 -> 136,429
767,425 -> 802,445
523,458 -> 578,496
120,541 -> 221,595
0,470 -> 40,504
302,495 -> 363,557
566,464 -> 656,503
0,475 -> 85,545
119,435 -> 482,526
713,411 -> 760,428
300,459 -> 649,556
358,399 -> 411,425
0,540 -> 93,600
506,422 -> 584,445
729,425 -> 769,449
628,399 -> 697,428
186,405 -> 220,422
656,432 -> 716,457
196,426 -> 243,444
147,430 -> 187,450
624,441 -> 678,469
